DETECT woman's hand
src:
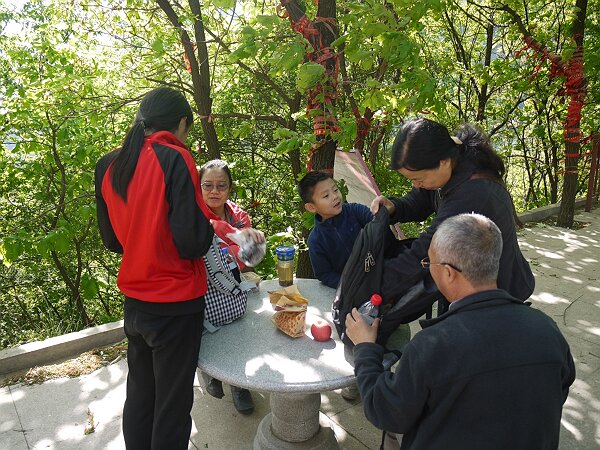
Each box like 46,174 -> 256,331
238,227 -> 265,244
232,228 -> 266,267
370,195 -> 396,215
345,308 -> 379,345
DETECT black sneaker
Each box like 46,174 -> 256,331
231,385 -> 254,415
201,372 -> 224,399
341,384 -> 359,401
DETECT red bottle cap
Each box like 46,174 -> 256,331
370,294 -> 382,306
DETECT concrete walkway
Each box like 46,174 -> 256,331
1,207 -> 599,449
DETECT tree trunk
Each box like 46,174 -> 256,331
279,0 -> 339,171
557,144 -> 578,226
51,251 -> 91,327
501,0 -> 588,228
476,23 -> 494,122
280,0 -> 339,279
155,0 -> 220,158
188,0 -> 220,159
556,0 -> 588,227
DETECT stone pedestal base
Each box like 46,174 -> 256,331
253,392 -> 339,449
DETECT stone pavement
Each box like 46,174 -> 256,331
518,208 -> 600,449
1,207 -> 599,449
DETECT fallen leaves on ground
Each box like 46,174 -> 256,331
1,341 -> 128,387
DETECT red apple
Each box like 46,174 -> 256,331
310,319 -> 332,341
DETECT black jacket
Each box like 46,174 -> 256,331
383,159 -> 534,301
353,290 -> 576,450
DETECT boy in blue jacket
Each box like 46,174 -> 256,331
298,171 -> 373,289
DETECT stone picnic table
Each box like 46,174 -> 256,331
198,278 -> 409,449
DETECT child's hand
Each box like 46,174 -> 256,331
345,307 -> 379,345
370,195 -> 395,215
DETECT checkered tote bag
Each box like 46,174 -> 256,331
203,236 -> 248,328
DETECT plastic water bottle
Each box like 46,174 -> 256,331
357,294 -> 382,325
220,247 -> 236,270
275,245 -> 295,287
220,246 -> 240,280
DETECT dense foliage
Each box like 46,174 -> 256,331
1,0 -> 597,348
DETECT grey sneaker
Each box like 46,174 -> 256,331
341,384 -> 359,401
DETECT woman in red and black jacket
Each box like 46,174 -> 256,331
95,87 -> 214,449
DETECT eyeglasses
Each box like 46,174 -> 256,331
201,182 -> 229,192
420,256 -> 463,272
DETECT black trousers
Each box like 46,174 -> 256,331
122,303 -> 204,450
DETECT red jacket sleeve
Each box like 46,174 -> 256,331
210,201 -> 253,270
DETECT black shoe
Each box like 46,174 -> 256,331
231,386 -> 254,415
341,384 -> 359,401
201,372 -> 224,399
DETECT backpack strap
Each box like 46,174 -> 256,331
203,235 -> 245,296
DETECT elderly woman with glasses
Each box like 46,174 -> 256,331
199,159 -> 250,230
197,158 -> 257,414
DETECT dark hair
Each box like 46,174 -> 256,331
297,171 -> 333,204
198,159 -> 233,187
111,87 -> 194,201
391,118 -> 505,179
455,123 -> 505,179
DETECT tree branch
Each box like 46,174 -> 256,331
212,112 -> 287,127
203,27 -> 293,106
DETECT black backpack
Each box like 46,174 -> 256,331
332,207 -> 442,347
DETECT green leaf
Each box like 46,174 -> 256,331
3,237 -> 23,262
288,137 -> 300,150
362,90 -> 386,110
81,274 -> 99,300
337,178 -> 349,201
151,39 -> 164,54
366,78 -> 381,88
281,43 -> 306,70
227,40 -> 258,63
360,57 -> 374,70
43,230 -> 70,253
273,140 -> 291,155
301,211 -> 315,229
296,62 -> 325,92
273,128 -> 297,139
269,42 -> 305,76
256,15 -> 280,30
78,205 -> 94,220
36,238 -> 50,257
213,0 -> 235,9
363,23 -> 389,36
228,46 -> 251,63
234,123 -> 254,139
54,233 -> 70,253
330,35 -> 348,48
240,26 -> 257,39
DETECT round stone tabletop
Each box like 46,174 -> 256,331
198,278 -> 356,394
